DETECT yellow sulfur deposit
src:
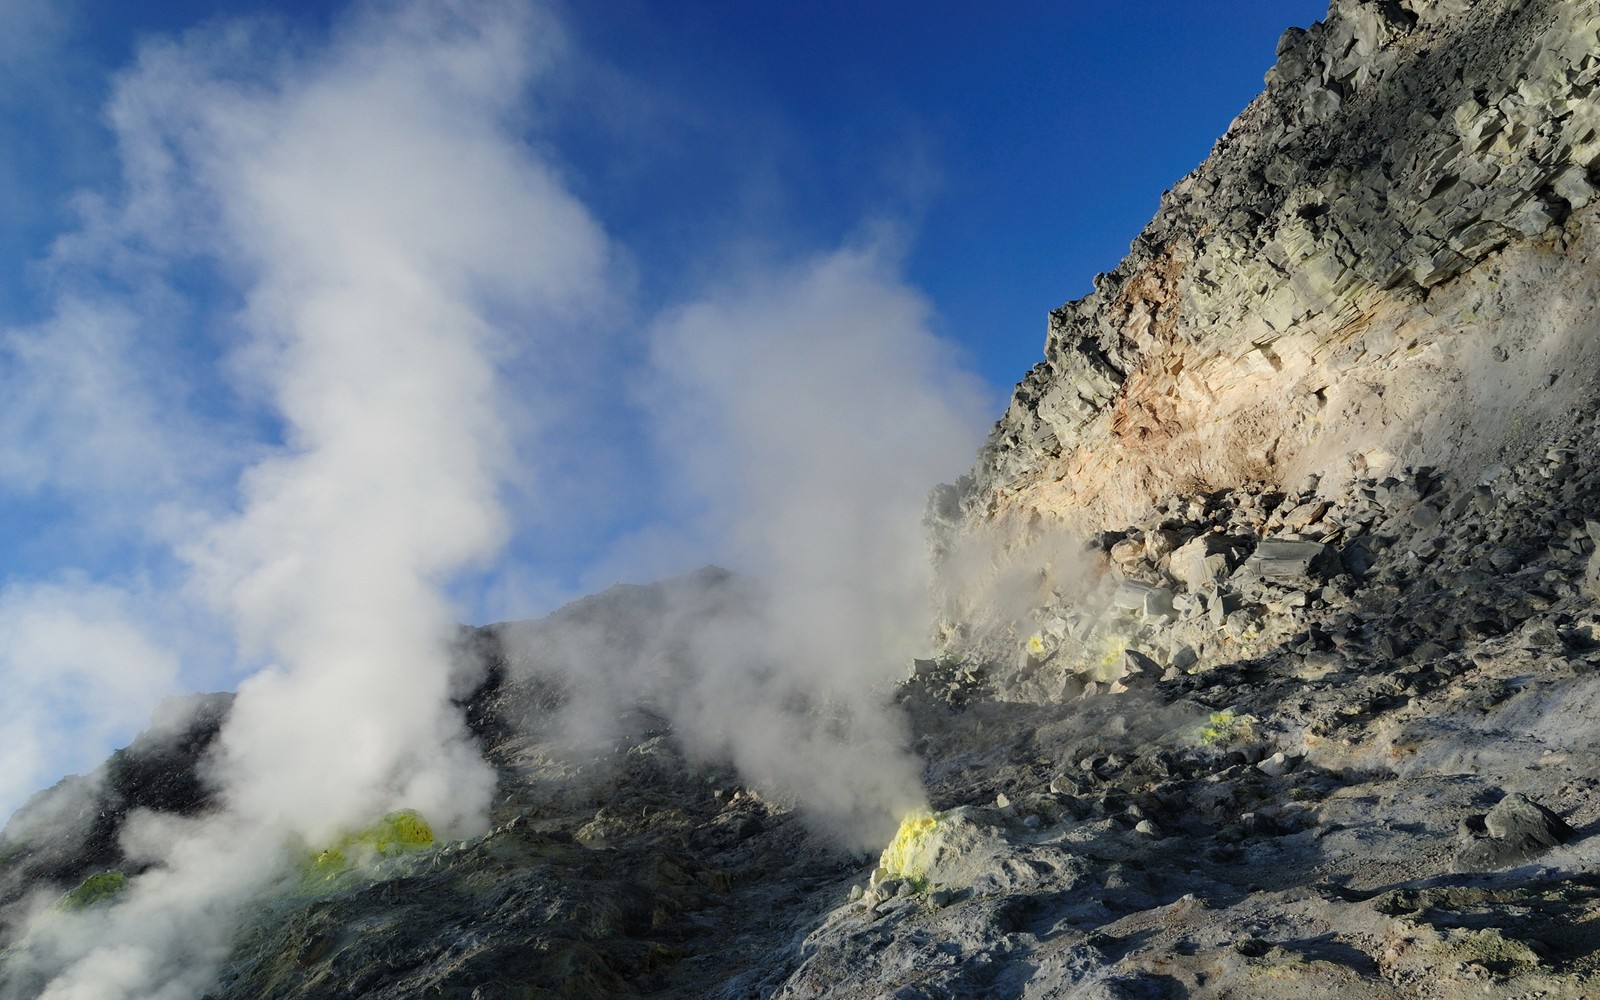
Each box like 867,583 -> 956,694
1200,710 -> 1255,746
1087,633 -> 1129,682
59,870 -> 128,911
366,809 -> 434,854
308,809 -> 435,881
880,811 -> 940,890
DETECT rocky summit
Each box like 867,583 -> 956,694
11,0 -> 1600,997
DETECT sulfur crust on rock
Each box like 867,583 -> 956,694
306,809 -> 435,883
58,870 -> 128,911
879,812 -> 941,890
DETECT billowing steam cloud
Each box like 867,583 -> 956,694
4,1 -> 610,996
638,244 -> 987,843
492,246 -> 985,844
167,0 -> 606,843
495,244 -> 987,848
0,0 -> 989,995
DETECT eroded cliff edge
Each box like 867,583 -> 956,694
947,0 -> 1600,540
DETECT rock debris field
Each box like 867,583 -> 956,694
851,419 -> 1600,999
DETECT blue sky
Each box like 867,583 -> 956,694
542,1 -> 1332,388
0,0 -> 1327,820
6,1 -> 1327,391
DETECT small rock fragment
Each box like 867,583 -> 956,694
1257,751 -> 1301,777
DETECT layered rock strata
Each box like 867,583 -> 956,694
950,0 -> 1600,540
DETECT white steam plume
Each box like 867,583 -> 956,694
646,242 -> 985,661
647,244 -> 987,844
5,1 -> 609,997
171,0 -> 605,839
512,242 -> 988,848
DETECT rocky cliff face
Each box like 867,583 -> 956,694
10,1 -> 1600,998
950,0 -> 1600,538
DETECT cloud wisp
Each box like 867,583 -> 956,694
0,581 -> 181,826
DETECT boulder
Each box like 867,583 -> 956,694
1170,534 -> 1232,591
1483,792 -> 1574,848
1246,540 -> 1339,579
1453,793 -> 1575,872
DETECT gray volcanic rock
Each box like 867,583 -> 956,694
1455,791 -> 1576,870
1247,539 -> 1338,579
1485,792 -> 1574,846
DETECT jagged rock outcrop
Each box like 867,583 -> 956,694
0,693 -> 231,921
951,0 -> 1600,538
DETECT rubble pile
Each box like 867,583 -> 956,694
780,410 -> 1591,997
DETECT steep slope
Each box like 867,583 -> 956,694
945,0 -> 1600,539
824,0 -> 1600,995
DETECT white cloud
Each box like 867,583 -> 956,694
0,296 -> 220,512
0,580 -> 181,823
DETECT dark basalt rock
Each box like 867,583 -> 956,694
0,692 -> 232,915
